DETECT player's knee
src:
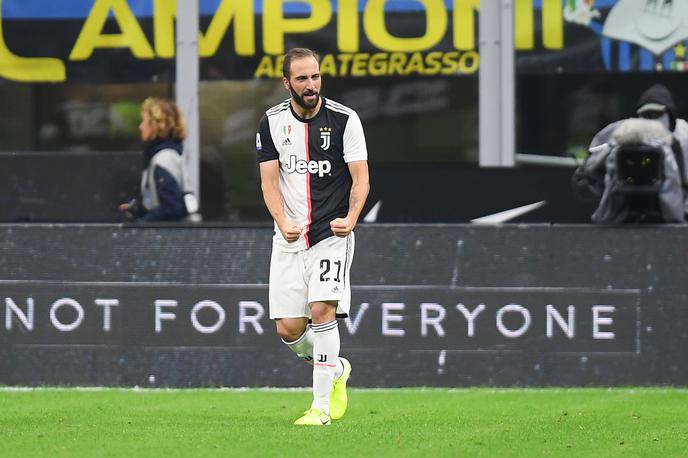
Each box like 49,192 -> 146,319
310,301 -> 337,324
276,323 -> 305,342
277,329 -> 300,342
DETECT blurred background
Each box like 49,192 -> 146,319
0,0 -> 685,224
2,0 -> 688,388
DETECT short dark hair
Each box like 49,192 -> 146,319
283,48 -> 320,78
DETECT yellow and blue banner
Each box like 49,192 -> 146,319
0,0 -> 685,82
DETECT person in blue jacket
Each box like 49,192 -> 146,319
120,97 -> 190,222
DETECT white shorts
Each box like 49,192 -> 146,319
269,233 -> 355,320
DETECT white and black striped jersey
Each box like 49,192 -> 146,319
256,97 -> 368,250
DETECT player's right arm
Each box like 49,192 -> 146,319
259,160 -> 301,242
256,113 -> 301,242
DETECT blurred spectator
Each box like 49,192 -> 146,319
573,84 -> 688,223
119,97 -> 197,222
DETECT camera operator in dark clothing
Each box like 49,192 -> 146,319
589,84 -> 688,161
573,84 -> 688,223
119,97 -> 194,222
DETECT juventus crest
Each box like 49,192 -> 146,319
320,127 -> 331,150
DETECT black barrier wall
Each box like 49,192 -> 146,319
0,224 -> 686,387
0,152 -> 595,223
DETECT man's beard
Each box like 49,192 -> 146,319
290,86 -> 320,110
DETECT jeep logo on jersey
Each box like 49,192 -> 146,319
320,127 -> 331,150
287,155 -> 332,177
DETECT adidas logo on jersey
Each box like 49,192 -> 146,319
282,138 -> 292,146
287,155 -> 332,177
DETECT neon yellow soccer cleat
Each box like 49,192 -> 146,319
330,357 -> 352,420
294,407 -> 331,426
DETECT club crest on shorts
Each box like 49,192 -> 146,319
320,127 -> 331,150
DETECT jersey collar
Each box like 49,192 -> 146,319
289,97 -> 326,123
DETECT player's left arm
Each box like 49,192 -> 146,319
331,160 -> 369,237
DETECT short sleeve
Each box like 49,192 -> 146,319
343,111 -> 368,163
256,113 -> 279,163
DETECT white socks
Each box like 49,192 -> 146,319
310,320 -> 340,415
282,324 -> 345,378
282,326 -> 315,363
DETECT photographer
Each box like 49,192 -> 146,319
574,84 -> 688,223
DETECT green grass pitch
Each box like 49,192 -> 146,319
1,387 -> 686,457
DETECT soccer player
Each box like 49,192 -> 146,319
256,48 -> 370,426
